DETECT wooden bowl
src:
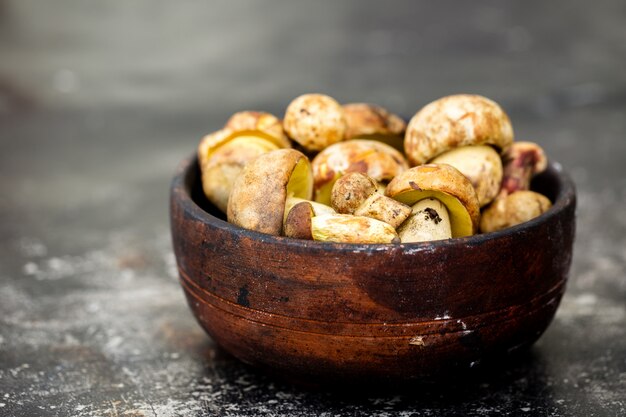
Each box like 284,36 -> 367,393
170,156 -> 576,381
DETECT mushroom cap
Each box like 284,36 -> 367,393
283,93 -> 347,152
224,111 -> 290,148
227,149 -> 313,235
385,163 -> 480,237
343,103 -> 406,140
198,128 -> 289,167
480,190 -> 552,233
311,139 -> 409,205
431,145 -> 503,208
404,94 -> 514,166
284,201 -> 315,240
330,172 -> 379,214
201,135 -> 280,213
197,128 -> 288,213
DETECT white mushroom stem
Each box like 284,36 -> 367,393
430,145 -> 503,208
352,192 -> 412,229
499,141 -> 547,198
330,172 -> 411,228
311,214 -> 400,244
284,202 -> 400,243
397,198 -> 452,243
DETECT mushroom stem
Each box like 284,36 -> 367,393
331,172 -> 412,229
480,142 -> 551,233
284,203 -> 400,243
431,145 -> 503,207
311,214 -> 400,244
352,192 -> 412,229
499,141 -> 547,198
397,198 -> 452,243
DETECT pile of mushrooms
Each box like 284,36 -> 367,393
197,93 -> 552,244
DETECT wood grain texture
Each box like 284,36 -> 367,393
170,156 -> 576,381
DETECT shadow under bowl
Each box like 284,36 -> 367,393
170,156 -> 576,382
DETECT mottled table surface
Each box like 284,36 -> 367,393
1,1 -> 625,416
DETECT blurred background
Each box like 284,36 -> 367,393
1,1 -> 625,416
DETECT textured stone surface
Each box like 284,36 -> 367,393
1,1 -> 625,415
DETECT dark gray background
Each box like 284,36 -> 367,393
1,1 -> 625,416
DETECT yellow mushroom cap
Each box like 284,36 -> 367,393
385,163 -> 481,237
404,94 -> 514,166
197,128 -> 290,213
311,139 -> 409,205
198,128 -> 289,167
224,111 -> 290,148
227,149 -> 313,236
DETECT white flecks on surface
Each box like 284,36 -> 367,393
434,311 -> 451,320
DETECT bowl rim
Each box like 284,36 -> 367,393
171,154 -> 576,252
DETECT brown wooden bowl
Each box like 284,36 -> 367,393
170,156 -> 576,382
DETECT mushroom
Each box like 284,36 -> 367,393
342,103 -> 406,151
283,93 -> 347,152
404,95 -> 513,207
405,94 -> 514,166
330,172 -> 412,228
283,177 -> 400,244
498,141 -> 548,198
224,111 -> 290,145
227,148 -> 314,235
397,197 -> 453,242
311,139 -> 409,205
385,164 -> 481,242
480,191 -> 551,233
480,141 -> 551,233
430,145 -> 503,207
198,111 -> 290,213
283,195 -> 335,225
284,202 -> 400,244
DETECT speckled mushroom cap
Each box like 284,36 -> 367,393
311,139 -> 409,204
283,93 -> 347,152
342,103 -> 406,139
404,94 -> 514,166
385,163 -> 481,237
480,190 -> 552,233
224,111 -> 290,147
227,149 -> 313,236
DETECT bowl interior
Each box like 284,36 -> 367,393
185,157 -> 574,244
